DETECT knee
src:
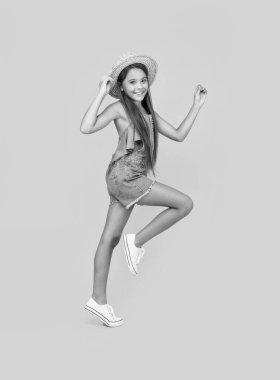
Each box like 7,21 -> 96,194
101,234 -> 121,248
181,195 -> 194,217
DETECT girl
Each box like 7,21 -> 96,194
81,52 -> 207,327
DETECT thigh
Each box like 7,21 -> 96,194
137,180 -> 193,209
100,200 -> 135,243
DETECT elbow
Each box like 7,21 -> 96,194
177,134 -> 183,142
175,130 -> 183,142
80,124 -> 94,134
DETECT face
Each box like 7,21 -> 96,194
121,68 -> 148,104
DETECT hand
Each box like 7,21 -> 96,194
193,84 -> 208,108
98,75 -> 114,97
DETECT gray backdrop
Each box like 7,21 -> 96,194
1,0 -> 279,379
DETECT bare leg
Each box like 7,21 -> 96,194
92,201 -> 134,304
134,180 -> 193,247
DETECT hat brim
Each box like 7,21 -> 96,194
108,54 -> 158,99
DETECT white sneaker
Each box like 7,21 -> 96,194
122,233 -> 145,275
84,297 -> 124,327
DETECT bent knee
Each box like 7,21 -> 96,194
181,195 -> 194,216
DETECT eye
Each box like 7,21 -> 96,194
129,78 -> 147,84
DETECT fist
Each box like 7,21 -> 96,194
194,84 -> 208,107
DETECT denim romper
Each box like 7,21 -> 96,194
105,114 -> 156,209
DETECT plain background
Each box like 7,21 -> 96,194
1,0 -> 279,378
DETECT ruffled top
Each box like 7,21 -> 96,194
110,114 -> 154,164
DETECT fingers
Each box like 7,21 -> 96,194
99,76 -> 114,93
103,75 -> 113,82
197,84 -> 208,94
99,75 -> 113,85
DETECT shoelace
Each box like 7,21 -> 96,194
107,305 -> 117,320
136,247 -> 145,264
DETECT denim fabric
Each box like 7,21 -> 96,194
105,140 -> 156,209
110,114 -> 154,164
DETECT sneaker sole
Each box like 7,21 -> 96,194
122,234 -> 138,275
84,305 -> 123,327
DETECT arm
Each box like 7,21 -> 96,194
80,75 -> 118,134
176,103 -> 201,142
177,84 -> 207,142
155,103 -> 202,142
154,111 -> 181,141
80,92 -> 105,134
154,84 -> 207,142
80,95 -> 120,134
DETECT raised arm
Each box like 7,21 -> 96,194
80,100 -> 120,134
154,84 -> 207,142
154,111 -> 181,142
80,75 -> 119,134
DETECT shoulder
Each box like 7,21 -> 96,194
103,100 -> 122,119
113,100 -> 131,123
115,100 -> 126,117
106,100 -> 127,121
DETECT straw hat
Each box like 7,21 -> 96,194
108,52 -> 158,99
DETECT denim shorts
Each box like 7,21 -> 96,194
105,140 -> 156,209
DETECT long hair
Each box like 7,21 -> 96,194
116,63 -> 159,178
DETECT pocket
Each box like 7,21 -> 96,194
124,155 -> 145,180
108,171 -> 118,180
125,153 -> 145,168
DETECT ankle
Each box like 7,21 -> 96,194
92,293 -> 107,305
134,235 -> 143,248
